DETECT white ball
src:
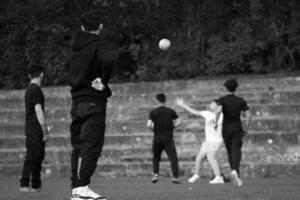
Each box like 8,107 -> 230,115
45,168 -> 52,176
159,38 -> 171,50
268,138 -> 273,144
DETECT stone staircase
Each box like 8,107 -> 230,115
0,76 -> 300,178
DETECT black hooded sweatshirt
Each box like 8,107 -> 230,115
67,31 -> 117,104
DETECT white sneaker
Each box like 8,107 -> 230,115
230,170 -> 243,186
151,174 -> 159,183
209,176 -> 224,184
71,186 -> 107,200
188,174 -> 199,183
31,187 -> 42,192
19,187 -> 32,192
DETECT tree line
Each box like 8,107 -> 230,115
0,0 -> 299,88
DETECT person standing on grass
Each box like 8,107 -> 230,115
20,63 -> 49,192
147,93 -> 181,184
176,98 -> 224,184
66,10 -> 120,200
219,79 -> 251,186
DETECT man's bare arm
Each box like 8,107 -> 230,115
35,104 -> 49,141
244,110 -> 251,133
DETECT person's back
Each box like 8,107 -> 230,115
219,94 -> 248,126
150,106 -> 177,139
219,79 -> 251,187
25,83 -> 44,129
67,11 -> 119,200
20,63 -> 49,192
147,93 -> 181,184
67,31 -> 116,104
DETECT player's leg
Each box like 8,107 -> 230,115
230,129 -> 243,186
70,103 -> 84,189
31,138 -> 45,191
231,130 -> 243,175
207,150 -> 224,184
164,140 -> 180,183
73,103 -> 107,199
188,143 -> 207,183
222,127 -> 233,170
20,135 -> 35,192
152,139 -> 163,183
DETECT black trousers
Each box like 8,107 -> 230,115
152,137 -> 179,178
20,133 -> 45,188
222,124 -> 243,175
70,102 -> 106,188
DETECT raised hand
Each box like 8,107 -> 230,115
176,98 -> 185,107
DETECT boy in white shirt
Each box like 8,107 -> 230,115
176,98 -> 224,184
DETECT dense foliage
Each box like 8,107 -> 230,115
0,0 -> 300,88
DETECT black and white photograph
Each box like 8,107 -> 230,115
0,0 -> 299,200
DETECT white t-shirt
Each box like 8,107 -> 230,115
200,111 -> 223,143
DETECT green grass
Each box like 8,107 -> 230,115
1,177 -> 300,200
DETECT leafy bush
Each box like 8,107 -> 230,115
0,0 -> 300,89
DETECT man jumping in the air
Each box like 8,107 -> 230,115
67,10 -> 119,200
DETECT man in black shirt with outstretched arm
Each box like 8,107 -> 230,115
219,79 -> 251,186
67,10 -> 118,200
147,93 -> 181,184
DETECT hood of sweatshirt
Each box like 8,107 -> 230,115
72,31 -> 100,51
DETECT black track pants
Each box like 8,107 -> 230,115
70,102 -> 106,188
222,124 -> 243,175
152,137 -> 179,178
20,133 -> 45,189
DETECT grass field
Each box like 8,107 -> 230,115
1,177 -> 299,200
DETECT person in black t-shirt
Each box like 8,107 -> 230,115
219,79 -> 251,186
147,93 -> 181,184
20,63 -> 49,192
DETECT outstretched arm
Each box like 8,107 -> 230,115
244,110 -> 251,133
176,98 -> 203,117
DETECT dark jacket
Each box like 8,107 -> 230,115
67,31 -> 118,104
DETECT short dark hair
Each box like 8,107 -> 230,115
156,93 -> 166,103
27,63 -> 43,79
80,10 -> 101,31
224,79 -> 238,92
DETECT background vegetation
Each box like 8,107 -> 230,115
0,0 -> 300,88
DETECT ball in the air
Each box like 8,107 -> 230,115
158,38 -> 171,50
268,138 -> 273,144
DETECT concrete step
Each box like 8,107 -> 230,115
1,103 -> 300,124
0,130 -> 298,150
1,161 -> 300,178
120,145 -> 300,163
0,117 -> 299,137
1,144 -> 299,165
1,76 -> 299,98
1,90 -> 300,111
